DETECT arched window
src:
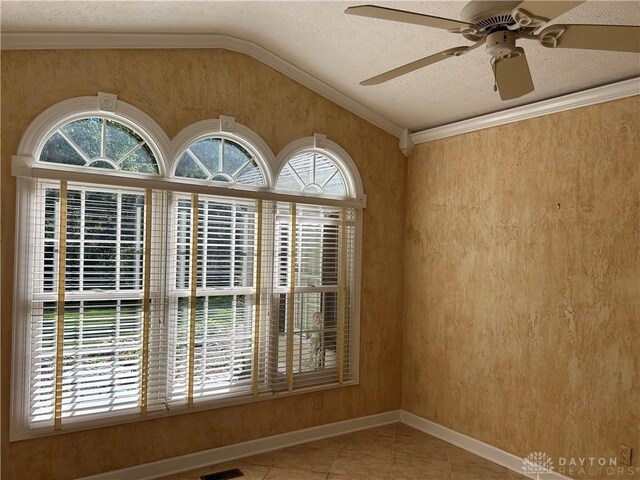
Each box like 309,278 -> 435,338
276,151 -> 348,196
40,117 -> 160,174
174,137 -> 266,186
274,134 -> 363,200
11,95 -> 363,440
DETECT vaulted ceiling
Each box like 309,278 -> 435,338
2,1 -> 639,132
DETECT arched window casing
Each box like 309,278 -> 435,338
10,94 -> 363,440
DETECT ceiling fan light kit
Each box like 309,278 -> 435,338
346,1 -> 640,101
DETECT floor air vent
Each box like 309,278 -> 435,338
200,468 -> 245,480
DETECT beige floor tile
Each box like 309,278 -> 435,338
158,461 -> 268,480
154,425 -> 521,480
393,423 -> 433,440
390,452 -> 451,480
448,451 -> 512,480
243,449 -> 283,466
450,463 -> 511,480
328,474 -> 378,480
306,435 -> 345,450
273,444 -> 337,473
330,450 -> 393,479
339,430 -> 395,456
265,466 -> 329,480
393,434 -> 449,461
364,423 -> 398,437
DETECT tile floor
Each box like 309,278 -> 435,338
158,423 -> 529,480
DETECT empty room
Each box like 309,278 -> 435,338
1,1 -> 638,479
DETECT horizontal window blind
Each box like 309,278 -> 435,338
24,183 -> 358,433
271,203 -> 356,391
29,180 -> 166,429
167,193 -> 262,404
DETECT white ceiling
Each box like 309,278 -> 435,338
2,0 -> 639,132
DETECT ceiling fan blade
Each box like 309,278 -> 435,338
512,1 -> 585,27
360,46 -> 472,86
539,24 -> 640,53
495,48 -> 535,101
345,5 -> 476,33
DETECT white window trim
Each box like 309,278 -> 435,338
16,93 -> 171,176
10,93 -> 364,441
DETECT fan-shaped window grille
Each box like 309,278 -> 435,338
174,137 -> 266,187
39,117 -> 159,174
277,151 -> 348,196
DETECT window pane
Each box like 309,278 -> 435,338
61,118 -> 101,159
30,183 -> 149,426
190,138 -> 221,173
174,137 -> 266,187
120,144 -> 159,174
169,294 -> 254,400
274,202 -> 349,382
277,292 -> 337,374
276,151 -> 349,197
40,132 -> 85,166
276,164 -> 302,191
315,156 -> 338,186
39,118 -> 160,175
175,153 -> 208,180
235,160 -> 265,186
323,174 -> 346,195
58,299 -> 143,419
105,120 -> 142,161
169,195 -> 257,402
87,160 -> 116,170
41,186 -> 146,293
223,140 -> 251,176
289,152 -> 313,185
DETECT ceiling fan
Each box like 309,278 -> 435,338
345,1 -> 640,100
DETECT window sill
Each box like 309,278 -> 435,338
11,379 -> 359,442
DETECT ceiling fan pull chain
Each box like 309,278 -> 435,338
491,57 -> 498,92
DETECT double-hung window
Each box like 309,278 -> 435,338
11,99 -> 363,440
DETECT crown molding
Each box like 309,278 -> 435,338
3,33 -> 638,150
0,32 -> 405,139
410,77 -> 640,145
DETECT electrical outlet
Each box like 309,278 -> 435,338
619,444 -> 632,466
313,394 -> 323,410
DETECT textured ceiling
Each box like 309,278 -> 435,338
2,0 -> 639,131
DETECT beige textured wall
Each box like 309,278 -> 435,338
0,49 -> 406,480
403,97 -> 639,478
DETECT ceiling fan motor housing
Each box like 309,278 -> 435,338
486,30 -> 517,56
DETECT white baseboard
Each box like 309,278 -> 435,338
77,409 -> 575,480
76,410 -> 401,480
400,410 -> 572,480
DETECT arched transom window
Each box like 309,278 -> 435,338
40,117 -> 160,174
174,137 -> 266,186
276,150 -> 348,196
